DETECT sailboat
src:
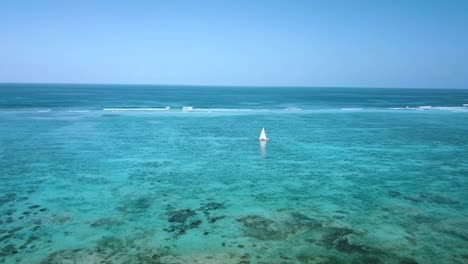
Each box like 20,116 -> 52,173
259,128 -> 269,141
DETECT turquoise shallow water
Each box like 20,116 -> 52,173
0,84 -> 467,263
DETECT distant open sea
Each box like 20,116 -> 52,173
0,83 -> 467,264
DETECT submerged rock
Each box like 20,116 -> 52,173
187,219 -> 202,229
0,193 -> 16,206
320,227 -> 354,247
132,249 -> 172,264
290,212 -> 322,229
208,215 -> 226,224
39,249 -> 104,264
0,244 -> 18,257
165,218 -> 203,236
4,208 -> 16,216
167,209 -> 196,223
78,236 -> 171,263
23,235 -> 39,246
296,255 -> 341,264
42,245 -> 288,264
95,236 -> 125,257
90,217 -> 124,228
237,215 -> 288,240
164,209 -> 202,236
0,234 -> 13,242
199,202 -> 225,211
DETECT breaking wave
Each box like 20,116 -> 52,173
103,107 -> 171,111
341,108 -> 364,111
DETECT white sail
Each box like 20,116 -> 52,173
259,128 -> 268,140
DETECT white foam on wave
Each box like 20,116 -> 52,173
388,107 -> 417,110
101,107 -> 272,113
285,107 -> 302,111
431,107 -> 468,112
193,108 -> 257,112
103,107 -> 171,111
418,105 -> 432,110
0,108 -> 49,112
388,106 -> 468,112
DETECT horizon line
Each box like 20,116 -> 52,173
0,81 -> 466,90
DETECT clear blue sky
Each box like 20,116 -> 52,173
1,0 -> 467,88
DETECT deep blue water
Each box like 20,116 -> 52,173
0,84 -> 467,263
1,83 -> 467,110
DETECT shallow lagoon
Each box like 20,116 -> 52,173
0,85 -> 467,263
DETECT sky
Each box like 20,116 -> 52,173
1,0 -> 467,88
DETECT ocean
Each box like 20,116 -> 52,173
0,83 -> 467,263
